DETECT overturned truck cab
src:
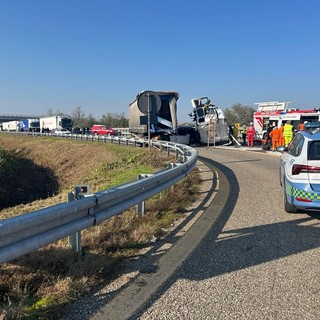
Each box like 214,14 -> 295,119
187,97 -> 229,145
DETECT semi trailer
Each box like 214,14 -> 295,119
40,116 -> 73,132
129,90 -> 179,138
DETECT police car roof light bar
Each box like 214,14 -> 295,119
304,121 -> 320,129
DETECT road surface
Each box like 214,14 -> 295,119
72,146 -> 320,320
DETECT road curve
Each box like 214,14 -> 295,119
66,146 -> 320,320
135,147 -> 320,320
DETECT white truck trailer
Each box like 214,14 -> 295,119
40,116 -> 73,132
2,120 -> 19,131
129,91 -> 179,136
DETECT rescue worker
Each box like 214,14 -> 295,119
234,123 -> 240,143
266,124 -> 273,144
247,122 -> 255,147
228,125 -> 234,145
269,126 -> 280,151
242,124 -> 247,146
278,122 -> 285,147
298,121 -> 305,131
283,121 -> 294,147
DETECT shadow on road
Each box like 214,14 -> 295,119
176,156 -> 320,280
131,156 -> 320,319
178,215 -> 320,281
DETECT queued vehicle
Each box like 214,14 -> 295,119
278,122 -> 320,213
40,116 -> 73,132
91,125 -> 116,136
52,128 -> 71,135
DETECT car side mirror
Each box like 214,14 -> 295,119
276,146 -> 287,152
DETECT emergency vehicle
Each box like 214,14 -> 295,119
278,122 -> 320,213
253,101 -> 320,140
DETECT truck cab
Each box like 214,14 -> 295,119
189,97 -> 229,145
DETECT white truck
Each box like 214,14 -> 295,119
40,116 -> 73,132
184,97 -> 229,145
2,120 -> 19,131
19,118 -> 40,132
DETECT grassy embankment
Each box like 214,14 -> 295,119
0,134 -> 201,319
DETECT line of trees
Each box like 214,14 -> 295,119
46,106 -> 129,129
224,103 -> 256,126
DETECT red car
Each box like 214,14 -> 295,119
91,125 -> 116,136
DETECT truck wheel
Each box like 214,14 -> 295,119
284,182 -> 298,213
190,132 -> 200,146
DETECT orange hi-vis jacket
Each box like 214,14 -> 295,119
269,127 -> 280,142
279,125 -> 284,137
299,123 -> 305,131
278,125 -> 284,145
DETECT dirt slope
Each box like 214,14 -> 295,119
0,134 -> 152,215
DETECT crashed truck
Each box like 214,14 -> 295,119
129,90 -> 190,143
128,91 -> 229,145
186,97 -> 229,145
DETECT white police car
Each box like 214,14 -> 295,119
278,122 -> 320,213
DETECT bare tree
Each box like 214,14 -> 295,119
46,108 -> 66,117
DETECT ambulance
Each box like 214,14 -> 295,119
253,101 -> 320,140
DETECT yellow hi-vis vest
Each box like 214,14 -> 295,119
283,124 -> 293,136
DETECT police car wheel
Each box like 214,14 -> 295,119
284,183 -> 298,213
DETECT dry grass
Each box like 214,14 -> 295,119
0,134 -> 201,319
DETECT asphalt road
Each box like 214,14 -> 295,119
88,146 -> 320,319
139,147 -> 320,319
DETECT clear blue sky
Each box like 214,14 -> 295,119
1,0 -> 320,122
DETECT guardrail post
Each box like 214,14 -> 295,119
136,174 -> 153,215
175,148 -> 179,160
67,186 -> 88,255
168,163 -> 177,190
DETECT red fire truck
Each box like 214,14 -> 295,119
253,101 -> 320,140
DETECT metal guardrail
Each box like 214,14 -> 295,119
0,134 -> 198,264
